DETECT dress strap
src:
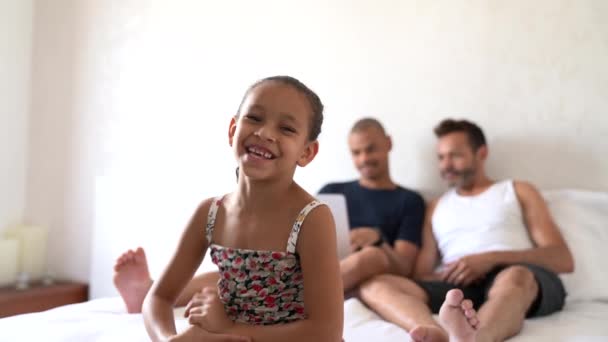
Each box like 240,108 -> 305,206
286,200 -> 325,254
206,197 -> 222,244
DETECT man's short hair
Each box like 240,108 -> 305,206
350,117 -> 386,135
434,119 -> 487,151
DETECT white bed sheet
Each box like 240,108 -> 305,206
2,190 -> 607,341
1,297 -> 607,341
343,298 -> 608,342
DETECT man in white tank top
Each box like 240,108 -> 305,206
358,119 -> 574,342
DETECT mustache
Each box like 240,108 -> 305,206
358,161 -> 379,168
441,168 -> 461,176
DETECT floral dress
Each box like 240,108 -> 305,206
207,197 -> 324,325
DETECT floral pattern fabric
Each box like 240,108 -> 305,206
206,197 -> 323,325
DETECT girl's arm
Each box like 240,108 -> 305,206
143,199 -> 212,342
194,204 -> 344,341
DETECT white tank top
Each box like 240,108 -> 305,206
432,180 -> 533,265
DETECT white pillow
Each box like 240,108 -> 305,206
542,189 -> 608,303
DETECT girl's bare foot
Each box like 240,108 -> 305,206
113,247 -> 153,313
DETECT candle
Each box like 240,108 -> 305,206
0,238 -> 19,286
4,225 -> 49,281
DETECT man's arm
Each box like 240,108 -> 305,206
443,181 -> 575,286
380,240 -> 418,277
382,193 -> 426,277
347,227 -> 418,277
490,181 -> 574,274
413,199 -> 442,280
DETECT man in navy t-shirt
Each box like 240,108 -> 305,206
319,118 -> 425,292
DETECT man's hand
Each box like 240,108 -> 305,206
350,227 -> 382,252
169,325 -> 250,342
185,287 -> 235,334
441,252 -> 497,286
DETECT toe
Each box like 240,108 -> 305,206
134,248 -> 146,262
464,308 -> 476,318
445,289 -> 464,306
461,299 -> 473,310
126,251 -> 135,262
115,256 -> 127,268
469,317 -> 479,328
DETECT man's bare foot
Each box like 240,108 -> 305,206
113,247 -> 153,313
439,289 -> 478,342
410,325 -> 449,342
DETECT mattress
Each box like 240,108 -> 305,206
1,296 -> 607,341
2,190 -> 606,341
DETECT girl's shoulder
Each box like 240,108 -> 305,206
291,187 -> 332,227
290,183 -> 319,206
196,196 -> 221,212
191,195 -> 229,224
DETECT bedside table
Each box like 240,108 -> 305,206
0,281 -> 89,318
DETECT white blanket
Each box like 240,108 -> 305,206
2,189 -> 607,341
1,296 -> 607,341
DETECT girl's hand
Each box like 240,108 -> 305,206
170,325 -> 250,342
186,287 -> 235,334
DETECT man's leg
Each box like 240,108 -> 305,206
341,246 -> 390,292
359,274 -> 443,339
476,266 -> 539,342
113,247 -> 219,313
359,274 -> 479,342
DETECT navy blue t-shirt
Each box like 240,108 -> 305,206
319,180 -> 425,247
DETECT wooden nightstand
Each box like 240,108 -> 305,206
0,281 -> 89,318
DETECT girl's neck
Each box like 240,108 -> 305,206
232,176 -> 297,212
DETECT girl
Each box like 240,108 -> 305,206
143,76 -> 344,342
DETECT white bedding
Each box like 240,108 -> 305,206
1,189 -> 606,341
1,296 -> 607,341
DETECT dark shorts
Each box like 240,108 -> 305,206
416,264 -> 566,318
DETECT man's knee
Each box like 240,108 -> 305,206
360,274 -> 428,303
490,266 -> 538,297
355,246 -> 391,274
359,274 -> 392,300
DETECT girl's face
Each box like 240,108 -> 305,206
228,81 -> 319,181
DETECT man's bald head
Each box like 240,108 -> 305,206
348,117 -> 391,183
350,117 -> 387,135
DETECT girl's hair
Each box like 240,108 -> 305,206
236,75 -> 324,141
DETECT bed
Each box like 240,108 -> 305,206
1,189 -> 607,341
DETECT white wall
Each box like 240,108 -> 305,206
25,0 -> 608,297
0,0 -> 33,232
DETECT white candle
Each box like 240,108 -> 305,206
5,225 -> 49,281
0,238 -> 19,286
